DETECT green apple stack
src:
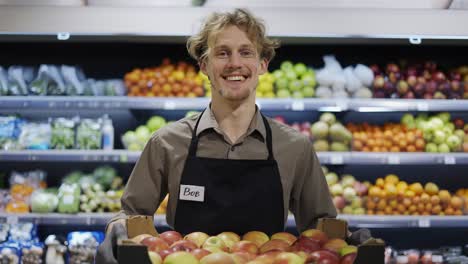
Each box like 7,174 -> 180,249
310,112 -> 352,152
402,112 -> 464,153
272,61 -> 316,98
256,72 -> 276,98
122,115 -> 167,151
323,166 -> 369,215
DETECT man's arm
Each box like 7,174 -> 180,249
290,137 -> 337,232
106,134 -> 168,233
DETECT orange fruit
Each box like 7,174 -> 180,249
409,183 -> 424,195
385,174 -> 399,185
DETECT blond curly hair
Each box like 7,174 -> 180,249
187,8 -> 280,64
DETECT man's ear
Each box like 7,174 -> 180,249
200,59 -> 208,75
259,58 -> 268,75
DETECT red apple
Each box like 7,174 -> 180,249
259,239 -> 290,254
300,229 -> 328,245
432,71 -> 446,82
163,251 -> 199,264
289,237 -> 320,254
454,118 -> 465,129
231,251 -> 256,262
141,237 -> 169,252
217,232 -> 240,250
340,253 -> 357,264
273,252 -> 305,264
270,232 -> 297,246
340,245 -> 358,264
184,231 -> 209,248
170,240 -> 198,252
333,196 -> 346,210
159,231 -> 182,246
203,236 -> 228,252
231,240 -> 259,255
243,231 -> 270,248
200,252 -> 235,264
191,248 -> 211,260
256,250 -> 282,264
372,76 -> 385,89
323,239 -> 348,254
309,250 -> 340,264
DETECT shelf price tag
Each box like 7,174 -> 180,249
291,100 -> 305,111
6,215 -> 18,225
388,155 -> 400,164
444,156 -> 456,165
330,155 -> 343,164
418,218 -> 430,228
163,101 -> 176,110
336,100 -> 348,111
416,102 -> 429,111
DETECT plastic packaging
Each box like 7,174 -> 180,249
18,123 -> 51,150
76,118 -> 102,149
0,244 -> 20,264
30,65 -> 66,96
61,65 -> 85,95
0,116 -> 19,150
101,115 -> 114,150
21,243 -> 44,264
57,183 -> 80,214
0,66 -> 8,95
50,117 -> 76,149
67,231 -> 104,264
30,190 -> 58,213
8,223 -> 37,242
0,224 -> 9,243
8,66 -> 32,95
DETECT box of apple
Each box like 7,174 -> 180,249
128,228 -> 363,264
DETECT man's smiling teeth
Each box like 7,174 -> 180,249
225,75 -> 246,81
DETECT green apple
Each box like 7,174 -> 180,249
122,131 -> 137,145
135,125 -> 151,142
288,80 -> 303,92
285,70 -> 298,81
438,143 -> 450,153
437,112 -> 451,123
276,89 -> 291,98
163,252 -> 198,264
146,116 -> 166,132
293,63 -> 307,77
301,73 -> 316,87
258,82 -> 273,93
425,142 -> 438,152
446,134 -> 461,150
433,130 -> 447,144
280,61 -> 294,72
272,69 -> 285,80
275,78 -> 289,90
292,91 -> 304,99
302,86 -> 315,97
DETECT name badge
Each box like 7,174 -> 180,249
179,184 -> 205,202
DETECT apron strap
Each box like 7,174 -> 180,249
188,109 -> 275,160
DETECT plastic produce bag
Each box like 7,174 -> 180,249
0,116 -> 20,150
30,65 -> 66,96
18,123 -> 51,150
82,79 -> 99,96
104,79 -> 126,96
50,117 -> 76,149
67,231 -> 103,264
344,66 -> 362,93
0,66 -> 9,95
30,190 -> 58,213
57,183 -> 80,214
353,64 -> 374,87
21,242 -> 44,264
8,223 -> 37,242
7,66 -> 30,95
0,224 -> 9,243
0,244 -> 20,264
61,65 -> 85,96
76,119 -> 102,150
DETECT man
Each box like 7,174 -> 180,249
96,8 -> 341,263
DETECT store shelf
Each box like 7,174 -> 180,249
0,6 -> 468,44
1,97 -> 467,112
0,150 -> 140,163
1,150 -> 467,164
2,213 -> 468,229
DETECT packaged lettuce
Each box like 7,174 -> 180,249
57,183 -> 80,214
18,123 -> 51,150
61,65 -> 84,96
8,66 -> 31,95
30,190 -> 58,213
76,119 -> 101,150
50,117 -> 76,149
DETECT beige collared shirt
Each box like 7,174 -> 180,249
111,107 -> 336,233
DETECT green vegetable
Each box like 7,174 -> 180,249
31,190 -> 58,213
57,183 -> 80,214
93,166 -> 116,190
63,171 -> 83,184
51,118 -> 75,149
76,119 -> 102,150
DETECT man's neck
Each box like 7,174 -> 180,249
211,97 -> 256,144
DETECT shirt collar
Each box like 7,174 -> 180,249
196,105 -> 267,141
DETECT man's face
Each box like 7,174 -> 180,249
201,25 -> 268,102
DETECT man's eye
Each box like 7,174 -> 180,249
217,51 -> 228,57
241,50 -> 254,57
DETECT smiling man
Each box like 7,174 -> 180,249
96,9 -> 338,263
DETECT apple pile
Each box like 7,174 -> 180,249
311,113 -> 352,152
124,59 -> 205,97
315,55 -> 373,99
371,61 -> 465,99
122,115 -> 167,151
323,166 -> 369,215
132,229 -> 358,264
272,61 -> 316,98
346,122 -> 425,152
256,72 -> 277,98
403,112 -> 466,153
366,174 -> 465,216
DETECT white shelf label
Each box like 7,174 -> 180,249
388,156 -> 400,164
330,155 -> 343,164
291,101 -> 305,111
416,102 -> 429,111
164,101 -> 176,110
336,100 -> 348,111
6,216 -> 18,225
444,156 -> 456,165
418,218 -> 431,228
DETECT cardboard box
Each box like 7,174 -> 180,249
317,218 -> 385,264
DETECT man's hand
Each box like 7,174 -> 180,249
95,219 -> 128,264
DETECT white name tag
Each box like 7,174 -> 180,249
179,185 -> 205,202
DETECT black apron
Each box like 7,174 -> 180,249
174,110 -> 284,236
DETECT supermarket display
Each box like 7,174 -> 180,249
123,59 -> 205,97
311,113 -> 352,152
0,65 -> 125,96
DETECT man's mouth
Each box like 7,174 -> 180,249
223,75 -> 248,81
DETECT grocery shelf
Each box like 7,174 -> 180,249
1,150 -> 468,164
1,97 -> 468,112
2,213 -> 468,229
0,150 -> 140,163
1,6 -> 468,44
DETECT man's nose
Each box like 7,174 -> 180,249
227,53 -> 242,68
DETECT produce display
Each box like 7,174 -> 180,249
323,167 -> 368,215
385,245 -> 468,264
371,61 -> 467,99
0,115 -> 114,150
124,59 -> 205,97
272,61 -> 317,98
0,65 -> 125,96
131,229 -> 362,264
311,113 -> 352,152
366,174 -> 466,216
